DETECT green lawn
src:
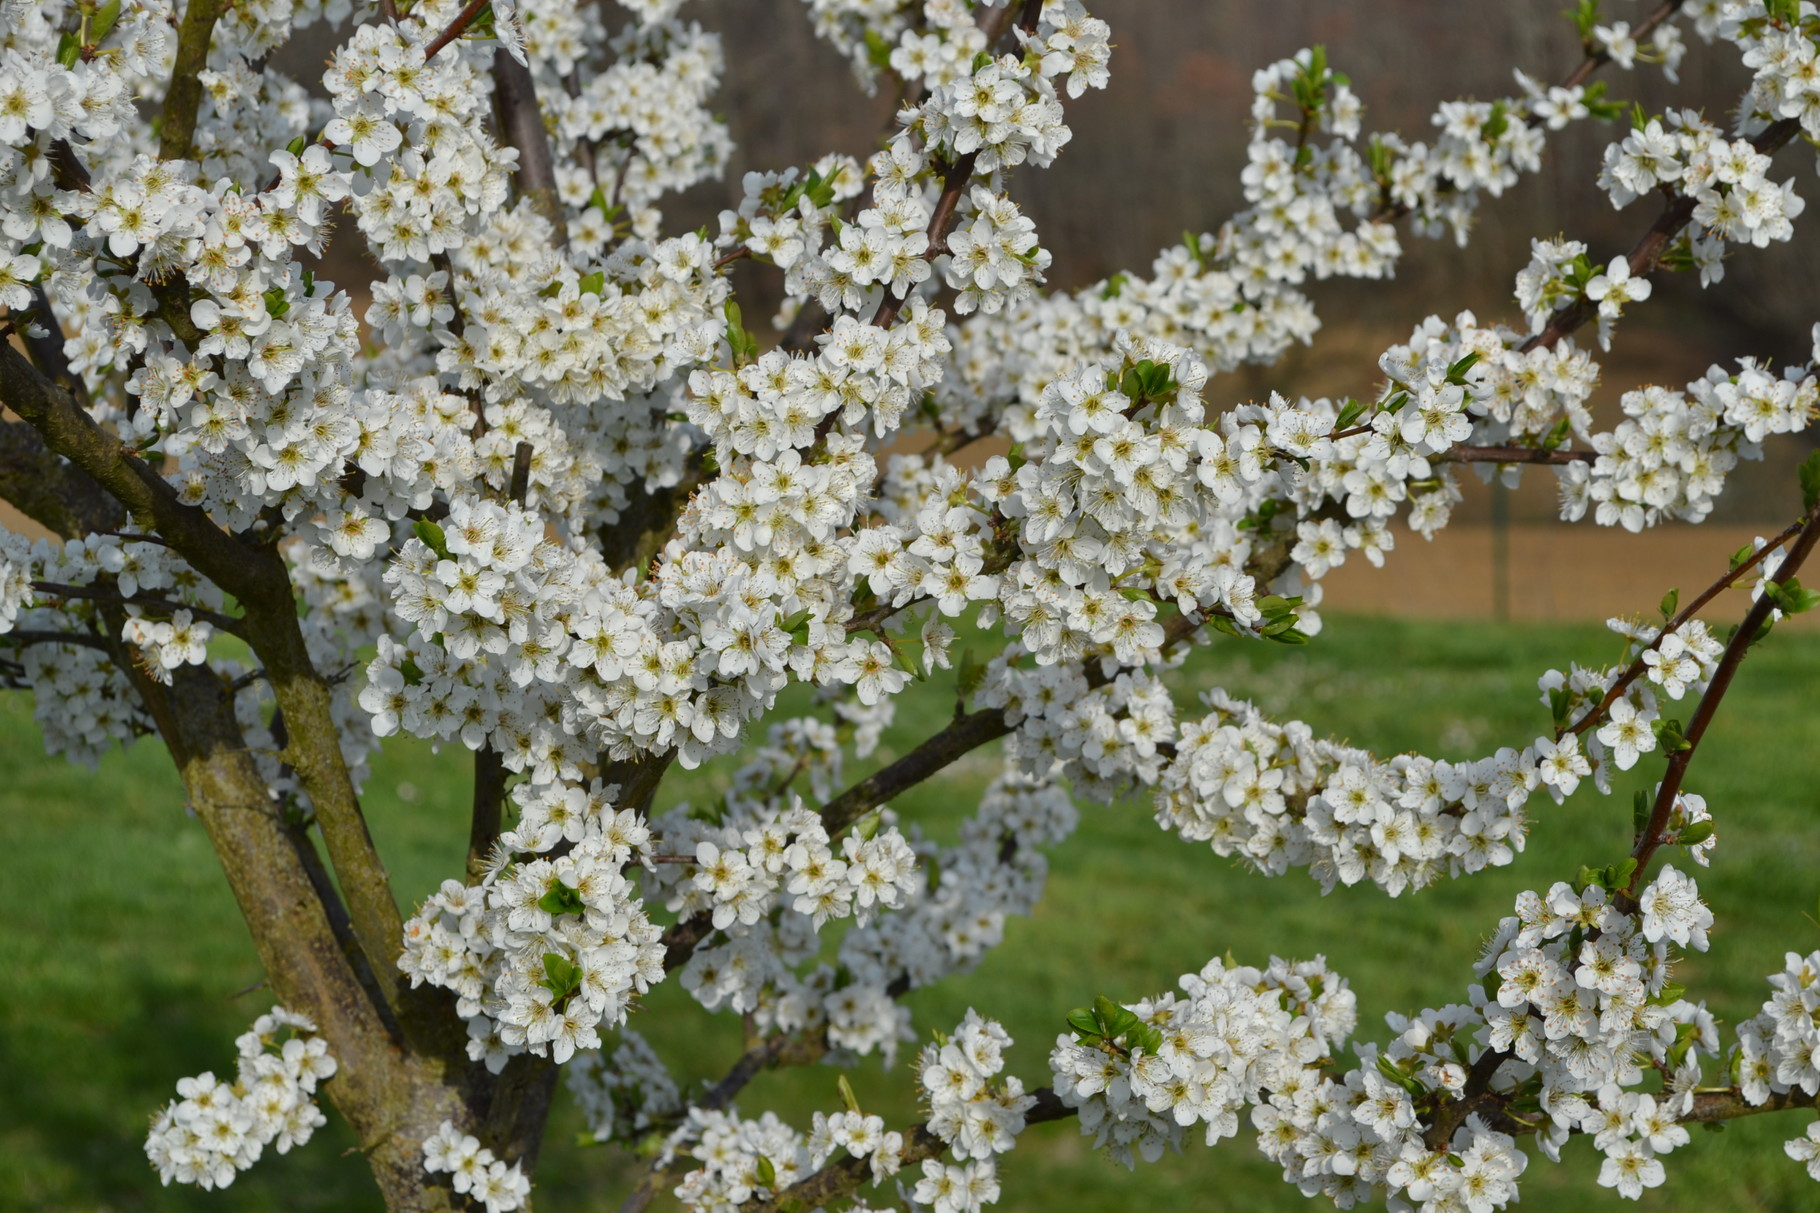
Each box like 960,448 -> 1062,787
4,615 -> 1819,1211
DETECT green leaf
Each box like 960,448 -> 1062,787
413,517 -> 450,560
56,32 -> 80,68
723,299 -> 756,365
755,1155 -> 777,1188
1730,541 -> 1757,571
262,287 -> 290,318
955,647 -> 985,702
836,1073 -> 861,1116
1801,450 -> 1820,512
1652,717 -> 1691,754
860,28 -> 893,70
91,0 -> 123,43
1444,352 -> 1482,384
540,952 -> 580,999
1768,577 -> 1820,615
537,881 -> 586,918
1333,398 -> 1366,431
400,658 -> 424,686
579,271 -> 606,296
1065,1007 -> 1101,1041
1484,100 -> 1509,143
1678,819 -> 1715,847
1659,588 -> 1679,620
891,642 -> 924,682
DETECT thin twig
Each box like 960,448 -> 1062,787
30,581 -> 247,637
1623,498 -> 1820,897
1562,518 -> 1806,739
423,0 -> 492,62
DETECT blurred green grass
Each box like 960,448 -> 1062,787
4,615 -> 1819,1211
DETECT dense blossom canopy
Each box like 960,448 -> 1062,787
4,1 -> 1820,1210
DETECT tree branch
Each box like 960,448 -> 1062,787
159,0 -> 225,162
424,0 -> 493,62
1563,516 -> 1807,739
493,48 -> 569,246
1521,117 -> 1802,355
1624,497 -> 1820,896
0,341 -> 410,1026
1438,445 -> 1595,465
864,0 -> 1048,334
744,1088 -> 1073,1213
0,415 -> 122,538
31,580 -> 248,638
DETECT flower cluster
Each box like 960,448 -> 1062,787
914,1012 -> 1034,1213
119,608 -> 213,683
674,797 -> 921,931
422,1120 -> 532,1213
565,1030 -> 682,1145
1050,955 -> 1357,1168
144,1008 -> 336,1191
657,755 -> 1075,1063
397,782 -> 666,1070
670,1108 -> 815,1211
1053,866 -> 1723,1209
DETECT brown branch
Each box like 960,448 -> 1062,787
1422,1044 -> 1513,1149
1439,445 -> 1595,465
1,629 -> 113,653
615,1031 -> 833,1213
820,706 -> 1014,837
424,0 -> 493,62
469,747 -> 509,883
31,580 -> 247,637
1368,0 -> 1685,225
1563,517 -> 1807,739
159,0 -> 225,162
1521,117 -> 1803,356
1561,1 -> 1684,91
864,0 -> 1047,335
493,47 -> 569,246
20,284 -> 88,410
1,341 -> 410,1026
509,440 -> 534,504
745,1088 -> 1073,1213
0,416 -> 121,538
1624,498 -> 1820,897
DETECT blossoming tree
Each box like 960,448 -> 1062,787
4,0 -> 1820,1208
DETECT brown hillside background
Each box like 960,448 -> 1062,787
9,1 -> 1817,627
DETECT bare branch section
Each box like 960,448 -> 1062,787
0,340 -> 407,1021
1563,516 -> 1808,740
1439,445 -> 1595,465
820,706 -> 1013,836
1625,498 -> 1820,895
866,0 -> 1048,333
493,48 -> 570,246
1522,116 -> 1803,354
746,1089 -> 1074,1213
159,0 -> 225,161
0,415 -> 121,537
